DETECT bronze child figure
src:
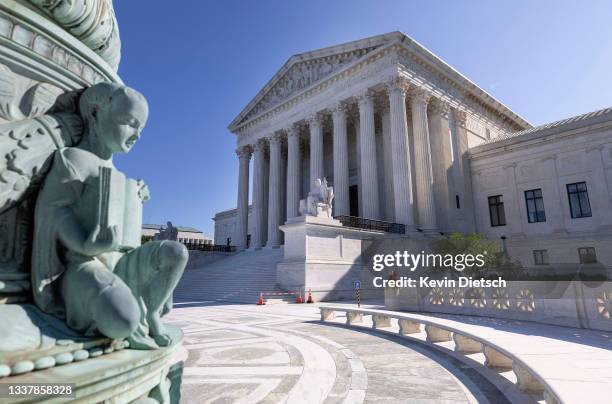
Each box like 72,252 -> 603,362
32,83 -> 188,349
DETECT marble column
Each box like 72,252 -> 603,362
427,100 -> 453,232
280,144 -> 287,228
381,107 -> 395,222
308,114 -> 324,186
266,133 -> 282,248
332,103 -> 349,216
386,79 -> 414,229
286,126 -> 301,219
252,139 -> 266,249
357,90 -> 380,220
353,116 -> 362,217
410,89 -> 437,233
262,144 -> 269,245
453,109 -> 476,233
235,145 -> 251,251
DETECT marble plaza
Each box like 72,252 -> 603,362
166,301 -> 520,403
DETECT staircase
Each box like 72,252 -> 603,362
173,248 -> 294,304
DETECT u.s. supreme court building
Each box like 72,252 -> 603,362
214,31 -> 612,270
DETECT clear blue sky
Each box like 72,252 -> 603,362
112,0 -> 612,237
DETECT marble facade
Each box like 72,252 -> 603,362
218,31 -> 612,270
225,32 -> 527,251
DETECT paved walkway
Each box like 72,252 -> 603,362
166,302 -> 515,403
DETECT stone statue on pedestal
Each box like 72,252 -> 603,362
30,83 -> 187,349
0,3 -> 186,401
0,83 -> 188,354
299,178 -> 334,218
154,221 -> 179,241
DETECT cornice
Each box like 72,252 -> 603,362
469,116 -> 612,160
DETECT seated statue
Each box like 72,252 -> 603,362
299,177 -> 334,218
30,83 -> 188,349
154,221 -> 179,241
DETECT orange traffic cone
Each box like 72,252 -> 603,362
296,288 -> 303,304
306,289 -> 314,303
257,292 -> 265,305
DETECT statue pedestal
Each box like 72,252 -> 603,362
0,304 -> 184,403
278,216 -> 383,301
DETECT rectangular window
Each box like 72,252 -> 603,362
456,195 -> 460,209
525,188 -> 546,223
488,195 -> 506,227
578,247 -> 597,264
533,250 -> 549,265
567,182 -> 592,218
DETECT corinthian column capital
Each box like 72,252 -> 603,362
410,88 -> 431,108
235,145 -> 252,159
269,132 -> 284,145
286,124 -> 300,138
253,138 -> 267,152
453,108 -> 467,128
356,89 -> 375,108
331,101 -> 348,118
385,77 -> 410,96
429,98 -> 450,118
306,113 -> 323,128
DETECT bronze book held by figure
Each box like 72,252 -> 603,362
98,166 -> 143,251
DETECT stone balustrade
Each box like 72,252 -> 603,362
318,305 -> 612,404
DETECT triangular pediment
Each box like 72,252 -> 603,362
229,32 -> 400,130
229,31 -> 531,132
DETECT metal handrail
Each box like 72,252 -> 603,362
182,242 -> 236,252
333,215 -> 405,234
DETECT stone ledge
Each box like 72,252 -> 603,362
2,325 -> 183,403
319,304 -> 612,404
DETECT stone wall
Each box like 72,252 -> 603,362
385,280 -> 612,332
214,205 -> 254,245
187,250 -> 234,269
470,109 -> 612,269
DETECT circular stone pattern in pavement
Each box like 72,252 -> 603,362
212,347 -> 277,361
165,303 -> 511,403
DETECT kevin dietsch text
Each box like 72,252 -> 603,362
373,276 -> 507,289
371,250 -> 506,289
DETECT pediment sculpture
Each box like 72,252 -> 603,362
242,46 -> 379,122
